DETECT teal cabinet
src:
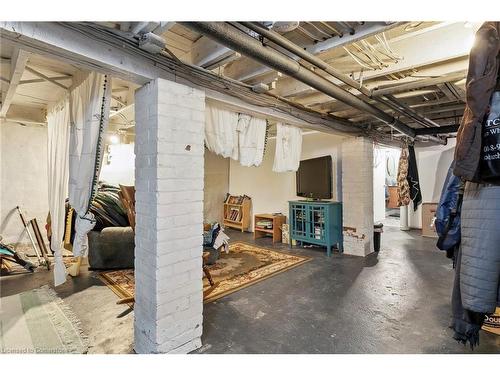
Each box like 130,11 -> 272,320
289,201 -> 343,256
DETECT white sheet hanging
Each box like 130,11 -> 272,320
205,105 -> 239,160
47,97 -> 70,286
272,123 -> 303,172
68,72 -> 111,257
237,114 -> 267,167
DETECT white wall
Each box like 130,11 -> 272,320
204,149 -> 229,223
100,143 -> 135,186
0,121 -> 49,244
408,138 -> 456,229
228,132 -> 346,230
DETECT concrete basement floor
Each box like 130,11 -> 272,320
1,227 -> 499,354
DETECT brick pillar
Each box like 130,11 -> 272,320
341,137 -> 374,256
134,78 -> 205,353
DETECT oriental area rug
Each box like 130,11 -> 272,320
98,241 -> 311,305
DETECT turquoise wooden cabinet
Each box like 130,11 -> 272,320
289,201 -> 343,256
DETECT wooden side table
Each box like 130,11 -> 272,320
253,214 -> 286,243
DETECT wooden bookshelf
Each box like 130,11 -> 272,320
254,213 -> 286,243
223,195 -> 251,232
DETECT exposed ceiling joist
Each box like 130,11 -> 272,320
223,22 -> 402,84
20,75 -> 72,85
372,70 -> 466,96
152,22 -> 176,36
0,47 -> 30,117
306,22 -> 401,55
181,22 -> 416,138
0,22 -> 353,133
24,65 -> 70,90
191,35 -> 241,69
273,22 -> 474,100
110,103 -> 133,118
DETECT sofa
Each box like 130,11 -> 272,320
88,226 -> 135,270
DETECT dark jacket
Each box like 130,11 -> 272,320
454,22 -> 500,182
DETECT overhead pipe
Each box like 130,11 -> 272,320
239,22 -> 440,130
181,22 -> 416,138
414,124 -> 459,135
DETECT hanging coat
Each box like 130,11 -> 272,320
460,182 -> 500,314
454,22 -> 500,182
397,146 -> 410,206
406,145 -> 422,211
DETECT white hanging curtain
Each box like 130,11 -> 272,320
237,114 -> 267,167
47,97 -> 71,286
205,104 -> 239,160
272,123 -> 303,172
68,72 -> 111,257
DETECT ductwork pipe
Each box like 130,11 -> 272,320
239,22 -> 440,131
181,22 -> 416,138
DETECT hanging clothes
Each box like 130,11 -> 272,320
397,146 -> 410,206
451,247 -> 486,349
47,97 -> 71,286
406,145 -> 422,211
454,22 -> 500,182
237,114 -> 267,167
272,123 -> 303,173
460,182 -> 500,314
68,72 -> 111,257
204,105 -> 239,160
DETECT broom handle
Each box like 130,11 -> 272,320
16,206 -> 43,263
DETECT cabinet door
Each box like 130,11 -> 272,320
291,204 -> 307,238
309,205 -> 326,242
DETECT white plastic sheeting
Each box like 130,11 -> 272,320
272,123 -> 303,172
47,97 -> 71,286
68,72 -> 111,257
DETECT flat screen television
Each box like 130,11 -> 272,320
296,155 -> 332,200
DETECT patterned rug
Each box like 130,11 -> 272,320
98,241 -> 311,304
0,285 -> 89,354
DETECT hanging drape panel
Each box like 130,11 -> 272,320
68,72 -> 111,257
47,97 -> 71,286
237,114 -> 267,167
272,123 -> 302,172
205,105 -> 239,160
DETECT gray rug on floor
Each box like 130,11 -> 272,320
0,285 -> 89,354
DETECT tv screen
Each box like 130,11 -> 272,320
296,156 -> 332,200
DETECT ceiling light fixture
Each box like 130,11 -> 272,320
109,134 -> 120,144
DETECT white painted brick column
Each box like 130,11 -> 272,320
134,78 -> 205,353
341,137 -> 374,257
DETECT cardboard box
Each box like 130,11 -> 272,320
422,202 -> 438,238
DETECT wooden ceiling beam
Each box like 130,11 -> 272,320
20,75 -> 72,85
0,47 -> 30,117
24,65 -> 69,90
372,70 -> 466,97
191,35 -> 240,68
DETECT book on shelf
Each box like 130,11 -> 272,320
224,194 -> 251,205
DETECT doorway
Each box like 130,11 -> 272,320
373,145 -> 401,227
